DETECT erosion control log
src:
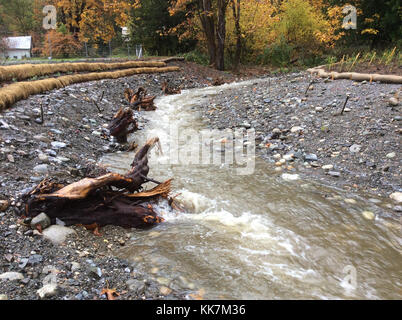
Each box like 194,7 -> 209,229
0,66 -> 179,111
307,66 -> 402,84
22,138 -> 171,229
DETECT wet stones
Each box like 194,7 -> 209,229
349,144 -> 361,153
51,141 -> 67,149
33,164 -> 49,174
389,192 -> 402,203
0,272 -> 24,281
30,213 -> 51,230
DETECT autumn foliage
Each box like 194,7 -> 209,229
42,30 -> 83,58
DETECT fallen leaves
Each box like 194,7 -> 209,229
100,288 -> 120,300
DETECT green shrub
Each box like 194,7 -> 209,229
183,50 -> 209,66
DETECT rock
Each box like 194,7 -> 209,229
42,273 -> 58,286
315,107 -> 323,112
70,262 -> 81,272
304,154 -> 318,161
349,144 -> 361,153
361,211 -> 375,220
389,192 -> 402,203
30,212 -> 51,230
33,135 -> 51,143
328,171 -> 341,177
88,266 -> 102,279
0,200 -> 9,212
38,153 -> 49,162
159,286 -> 172,296
42,225 -> 76,244
393,206 -> 402,212
386,152 -> 396,159
33,164 -> 49,174
51,141 -> 67,149
344,198 -> 357,204
283,153 -> 294,161
37,284 -> 58,299
281,173 -> 300,181
0,272 -> 24,281
126,279 -> 146,294
388,97 -> 399,106
0,294 -> 8,300
290,126 -> 303,133
322,164 -> 334,171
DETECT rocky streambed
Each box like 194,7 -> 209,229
198,73 -> 401,204
0,62 -> 401,300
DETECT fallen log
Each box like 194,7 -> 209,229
109,107 -> 138,143
22,138 -> 170,229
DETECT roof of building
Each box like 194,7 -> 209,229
4,36 -> 32,50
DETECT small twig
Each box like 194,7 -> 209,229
98,90 -> 105,103
140,174 -> 162,185
36,101 -> 44,124
92,99 -> 102,112
305,78 -> 315,95
340,95 -> 350,115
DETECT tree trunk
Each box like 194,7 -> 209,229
231,0 -> 241,72
215,0 -> 228,71
198,0 -> 216,67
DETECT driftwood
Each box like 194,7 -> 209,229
124,87 -> 156,111
22,138 -> 170,229
161,81 -> 181,95
108,107 -> 138,143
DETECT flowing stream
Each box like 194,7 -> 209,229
101,79 -> 401,299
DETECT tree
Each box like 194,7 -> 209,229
170,0 -> 230,70
128,0 -> 195,56
230,0 -> 241,71
42,29 -> 83,58
0,0 -> 35,35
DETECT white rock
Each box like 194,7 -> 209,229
283,153 -> 294,161
386,152 -> 396,159
290,126 -> 303,133
315,107 -> 323,112
362,211 -> 375,220
0,272 -> 24,281
281,173 -> 300,181
322,164 -> 334,171
389,97 -> 399,106
37,284 -> 58,299
0,294 -> 8,300
42,225 -> 76,244
390,192 -> 402,203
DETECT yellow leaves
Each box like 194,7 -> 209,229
361,28 -> 379,35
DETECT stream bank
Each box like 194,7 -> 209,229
0,61 -> 401,300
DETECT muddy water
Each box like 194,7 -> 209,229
101,80 -> 401,299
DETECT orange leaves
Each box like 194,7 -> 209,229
100,288 -> 120,300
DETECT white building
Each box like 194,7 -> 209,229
1,36 -> 32,59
